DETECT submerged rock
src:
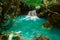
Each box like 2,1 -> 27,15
8,31 -> 25,40
32,35 -> 50,40
42,21 -> 53,30
39,36 -> 50,40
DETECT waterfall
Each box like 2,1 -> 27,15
27,10 -> 37,16
20,10 -> 39,21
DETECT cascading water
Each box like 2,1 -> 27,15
20,10 -> 39,21
27,10 -> 37,16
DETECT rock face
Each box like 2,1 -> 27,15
20,2 -> 34,15
47,4 -> 60,26
38,4 -> 60,26
49,4 -> 60,13
47,13 -> 60,26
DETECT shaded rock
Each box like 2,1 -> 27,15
47,13 -> 60,26
42,21 -> 53,30
20,2 -> 34,15
49,4 -> 60,13
38,3 -> 60,26
32,35 -> 50,40
39,36 -> 50,40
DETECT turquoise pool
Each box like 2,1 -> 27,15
3,15 -> 60,40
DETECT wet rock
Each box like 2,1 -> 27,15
39,36 -> 50,40
7,31 -> 25,40
42,21 -> 53,30
1,35 -> 8,40
0,33 -> 8,40
32,35 -> 50,40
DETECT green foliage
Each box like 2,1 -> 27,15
20,0 -> 42,8
48,3 -> 54,9
0,0 -> 20,30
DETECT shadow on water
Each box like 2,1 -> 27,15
50,26 -> 60,36
1,18 -> 14,31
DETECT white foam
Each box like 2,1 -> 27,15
20,10 -> 39,21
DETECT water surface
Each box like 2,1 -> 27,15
4,15 -> 60,40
